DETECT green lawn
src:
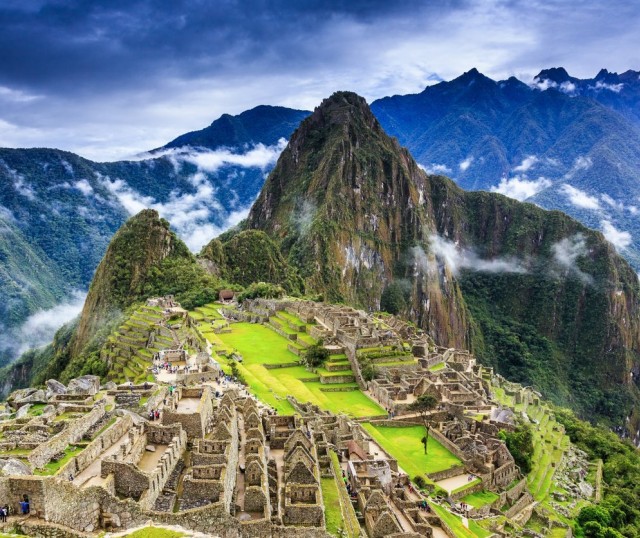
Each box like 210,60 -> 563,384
34,445 -> 85,476
217,323 -> 300,365
431,502 -> 493,538
215,323 -> 384,417
362,424 -> 461,477
321,477 -> 343,536
460,490 -> 499,508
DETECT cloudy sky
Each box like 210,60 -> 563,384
0,0 -> 638,161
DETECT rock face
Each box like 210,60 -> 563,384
0,458 -> 32,476
46,379 -> 67,399
67,375 -> 101,395
247,91 -> 640,428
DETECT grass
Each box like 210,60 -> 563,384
321,477 -> 343,536
122,528 -> 185,538
34,445 -> 85,476
429,362 -> 446,372
461,490 -> 500,508
431,502 -> 492,538
362,424 -> 461,477
212,323 -> 385,417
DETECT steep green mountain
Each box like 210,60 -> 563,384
199,229 -> 303,293
247,91 -> 640,430
1,209 -> 224,390
0,106 -> 307,367
371,69 -> 640,269
0,210 -> 67,328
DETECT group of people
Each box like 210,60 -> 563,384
0,504 -> 9,522
148,409 -> 161,421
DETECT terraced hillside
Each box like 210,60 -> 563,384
102,305 -> 172,385
190,303 -> 385,417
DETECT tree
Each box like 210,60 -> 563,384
380,282 -> 407,315
408,394 -> 438,454
501,423 -> 534,474
303,341 -> 329,368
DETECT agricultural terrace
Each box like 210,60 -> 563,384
361,423 -> 461,477
196,313 -> 385,417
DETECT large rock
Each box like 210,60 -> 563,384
0,458 -> 32,476
103,381 -> 118,391
67,375 -> 101,395
15,389 -> 46,406
15,404 -> 32,419
46,379 -> 67,399
7,387 -> 37,408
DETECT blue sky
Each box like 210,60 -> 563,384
0,0 -> 638,160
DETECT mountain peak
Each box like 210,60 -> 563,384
535,67 -> 571,83
308,91 -> 377,129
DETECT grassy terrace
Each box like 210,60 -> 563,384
203,322 -> 384,417
321,477 -> 343,536
361,424 -> 461,477
34,444 -> 86,476
461,490 -> 500,508
431,502 -> 493,538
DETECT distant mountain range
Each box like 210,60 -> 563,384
1,67 -> 639,367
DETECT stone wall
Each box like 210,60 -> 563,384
428,428 -> 468,463
58,415 -> 133,481
29,402 -> 106,469
426,465 -> 466,483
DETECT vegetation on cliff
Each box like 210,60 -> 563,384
246,91 -> 640,430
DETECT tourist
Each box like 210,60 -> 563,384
149,411 -> 155,421
0,505 -> 6,522
19,500 -> 27,515
155,410 -> 160,420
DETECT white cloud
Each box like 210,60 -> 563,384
601,194 -> 624,212
99,144 -> 281,251
419,163 -> 452,175
551,234 -> 593,284
563,156 -> 593,180
459,157 -> 474,172
491,176 -> 551,201
531,78 -> 557,91
513,155 -> 538,172
593,81 -> 624,93
421,234 -> 527,277
16,291 -> 86,356
0,85 -> 42,103
139,139 -> 287,173
74,179 -> 94,196
561,184 -> 600,210
601,219 -> 631,251
559,81 -> 577,94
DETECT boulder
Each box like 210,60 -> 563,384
68,375 -> 101,395
7,388 -> 37,408
15,404 -> 32,419
16,389 -> 47,406
46,379 -> 67,399
145,445 -> 156,452
0,458 -> 32,476
103,381 -> 118,391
